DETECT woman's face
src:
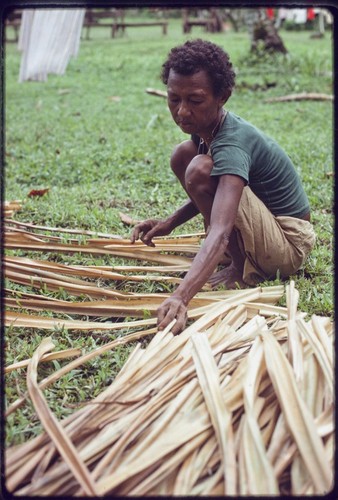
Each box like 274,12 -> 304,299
166,69 -> 226,139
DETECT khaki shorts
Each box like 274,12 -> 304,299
227,187 -> 316,285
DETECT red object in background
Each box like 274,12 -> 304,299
307,8 -> 315,21
28,188 -> 50,197
266,8 -> 275,19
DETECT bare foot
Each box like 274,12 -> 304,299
208,264 -> 245,289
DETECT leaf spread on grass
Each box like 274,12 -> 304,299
4,215 -> 334,495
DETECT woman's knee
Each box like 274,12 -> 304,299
170,140 -> 198,178
185,154 -> 214,190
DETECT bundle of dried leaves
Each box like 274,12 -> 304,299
4,216 -> 334,496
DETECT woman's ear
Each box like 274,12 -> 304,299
219,89 -> 231,107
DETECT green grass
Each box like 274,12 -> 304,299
4,17 -> 334,446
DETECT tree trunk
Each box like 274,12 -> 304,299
253,18 -> 288,53
245,9 -> 288,54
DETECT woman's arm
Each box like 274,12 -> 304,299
157,174 -> 245,333
130,199 -> 199,247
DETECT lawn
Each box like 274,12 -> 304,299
3,15 -> 334,447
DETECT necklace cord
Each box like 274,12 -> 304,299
198,110 -> 227,154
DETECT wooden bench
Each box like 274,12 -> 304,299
112,21 -> 168,37
183,19 -> 215,33
182,8 -> 223,34
83,9 -> 168,39
83,8 -> 124,39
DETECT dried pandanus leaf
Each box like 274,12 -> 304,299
4,210 -> 334,498
25,338 -> 98,496
262,331 -> 333,493
191,332 -> 236,495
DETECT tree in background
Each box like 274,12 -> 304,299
245,9 -> 288,54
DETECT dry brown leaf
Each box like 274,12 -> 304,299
28,188 -> 50,197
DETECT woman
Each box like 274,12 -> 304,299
131,39 -> 315,334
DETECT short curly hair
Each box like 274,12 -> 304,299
161,39 -> 236,97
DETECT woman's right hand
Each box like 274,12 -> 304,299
130,219 -> 172,247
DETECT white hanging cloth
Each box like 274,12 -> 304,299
18,9 -> 85,82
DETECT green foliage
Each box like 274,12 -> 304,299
4,19 -> 333,446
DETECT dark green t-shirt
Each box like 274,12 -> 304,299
195,112 -> 310,218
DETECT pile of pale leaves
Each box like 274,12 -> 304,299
4,213 -> 334,496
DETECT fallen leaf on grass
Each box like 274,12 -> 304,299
145,88 -> 167,98
119,212 -> 140,226
28,188 -> 50,198
4,201 -> 22,217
